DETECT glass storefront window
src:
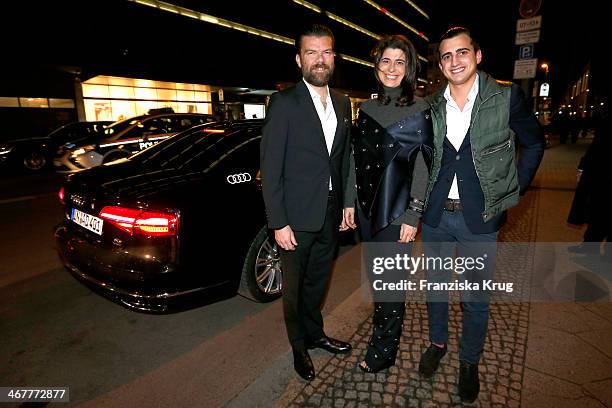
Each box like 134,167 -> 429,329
82,76 -> 213,121
134,88 -> 158,101
19,98 -> 49,108
195,91 -> 211,102
177,102 -> 197,113
109,86 -> 135,99
135,100 -> 159,115
49,99 -> 75,108
110,100 -> 137,121
195,102 -> 213,114
175,83 -> 194,91
82,84 -> 110,98
177,90 -> 196,102
157,88 -> 177,101
0,97 -> 19,107
83,99 -> 113,121
133,79 -> 156,88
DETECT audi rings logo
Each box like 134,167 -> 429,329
226,172 -> 252,184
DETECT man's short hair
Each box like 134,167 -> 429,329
295,23 -> 335,53
439,26 -> 480,55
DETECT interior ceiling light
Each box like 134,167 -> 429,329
402,0 -> 429,19
292,0 -> 427,63
129,0 -> 428,80
360,0 -> 429,42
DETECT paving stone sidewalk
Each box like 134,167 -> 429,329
282,140 -> 611,407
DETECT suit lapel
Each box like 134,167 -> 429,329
329,89 -> 345,156
296,81 -> 329,156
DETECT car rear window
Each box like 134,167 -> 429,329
129,124 -> 261,170
104,117 -> 142,136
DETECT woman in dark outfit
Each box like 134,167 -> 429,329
344,35 -> 434,372
568,114 -> 612,257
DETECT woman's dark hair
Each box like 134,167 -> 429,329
371,34 -> 418,106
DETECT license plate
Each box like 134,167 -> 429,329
71,208 -> 103,235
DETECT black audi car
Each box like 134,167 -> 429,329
54,119 -> 282,312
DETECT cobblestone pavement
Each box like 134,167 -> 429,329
285,177 -> 541,406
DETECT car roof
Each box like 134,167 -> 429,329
185,119 -> 262,132
108,112 -> 212,126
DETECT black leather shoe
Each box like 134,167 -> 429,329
458,360 -> 480,403
306,336 -> 352,354
293,349 -> 315,381
418,343 -> 447,378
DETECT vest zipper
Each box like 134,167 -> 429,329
482,138 -> 512,156
469,90 -> 503,220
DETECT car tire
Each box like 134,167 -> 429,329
238,226 -> 282,302
23,150 -> 47,171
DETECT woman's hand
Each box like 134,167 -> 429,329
342,207 -> 357,230
399,223 -> 417,243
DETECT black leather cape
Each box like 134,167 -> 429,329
353,109 -> 434,233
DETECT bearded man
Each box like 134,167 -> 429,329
260,23 -> 353,381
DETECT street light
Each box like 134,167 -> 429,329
540,62 -> 549,81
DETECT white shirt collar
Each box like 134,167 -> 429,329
443,73 -> 479,105
303,78 -> 331,103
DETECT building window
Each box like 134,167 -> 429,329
19,98 -> 49,108
81,75 -> 214,121
0,97 -> 19,107
49,99 -> 75,108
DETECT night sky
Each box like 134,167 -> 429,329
3,0 -> 605,102
430,0 -> 605,101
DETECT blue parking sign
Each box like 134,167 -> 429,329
519,44 -> 534,59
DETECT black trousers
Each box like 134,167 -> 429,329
279,193 -> 339,351
358,207 -> 407,368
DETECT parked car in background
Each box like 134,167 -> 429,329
0,121 -> 112,172
54,119 -> 281,312
54,112 -> 215,172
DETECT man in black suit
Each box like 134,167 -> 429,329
260,24 -> 353,381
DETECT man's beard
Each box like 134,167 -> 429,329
303,63 -> 334,87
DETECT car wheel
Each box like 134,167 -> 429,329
23,150 -> 47,171
239,226 -> 282,302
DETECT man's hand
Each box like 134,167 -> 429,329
398,223 -> 417,243
275,225 -> 298,251
577,169 -> 583,183
340,207 -> 357,231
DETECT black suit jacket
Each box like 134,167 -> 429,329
260,80 -> 352,232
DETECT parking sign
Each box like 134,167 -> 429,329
519,44 -> 534,59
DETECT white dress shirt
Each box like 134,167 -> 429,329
303,78 -> 337,189
443,74 -> 479,199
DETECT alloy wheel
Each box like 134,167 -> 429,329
254,238 -> 282,295
23,151 -> 46,170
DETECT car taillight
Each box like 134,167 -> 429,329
59,186 -> 65,204
99,206 -> 178,237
